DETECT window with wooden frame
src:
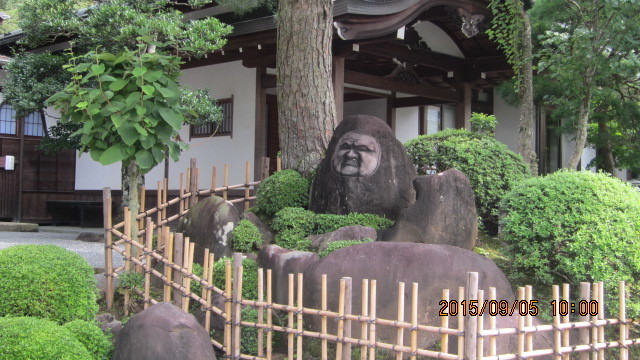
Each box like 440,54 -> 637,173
0,103 -> 46,137
190,96 -> 233,139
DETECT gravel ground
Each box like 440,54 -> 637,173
0,228 -> 124,270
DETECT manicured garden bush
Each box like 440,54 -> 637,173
255,169 -> 310,216
212,257 -> 259,300
271,207 -> 393,251
0,316 -> 93,360
318,239 -> 374,258
231,219 -> 263,253
500,170 -> 640,316
63,319 -> 114,360
0,244 -> 98,323
404,129 -> 530,231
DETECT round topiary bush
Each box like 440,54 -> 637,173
404,129 -> 530,232
256,169 -> 310,216
63,319 -> 114,360
0,244 -> 98,323
500,170 -> 640,316
231,219 -> 263,253
0,316 -> 93,359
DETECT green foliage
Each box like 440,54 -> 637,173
240,307 -> 262,355
256,170 -> 310,217
212,257 -> 259,300
404,129 -> 530,230
486,0 -> 526,78
0,317 -> 93,360
500,170 -> 640,317
469,112 -> 498,136
231,219 -> 263,253
180,87 -> 223,127
62,320 -> 114,360
118,270 -> 144,290
271,207 -> 392,251
318,239 -> 374,258
0,245 -> 98,324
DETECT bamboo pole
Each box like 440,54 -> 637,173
224,258 -> 233,359
343,277 -> 353,360
322,274 -> 328,360
619,281 -> 628,360
204,253 -> 214,333
195,167 -> 200,204
464,273 -> 479,360
395,281 -> 405,360
163,232 -> 174,302
123,206 -> 131,316
562,284 -> 570,360
526,285 -> 533,352
591,282 -> 599,360
258,268 -> 264,357
223,164 -> 229,201
288,273 -> 295,360
517,287 -> 525,360
143,218 -> 153,309
410,283 -> 418,360
211,166 -> 217,196
336,278 -> 346,360
267,269 -> 273,360
477,289 -> 484,360
172,233 -> 184,305
441,289 -> 450,354
245,161 -> 251,211
186,167 -> 191,209
181,238 -> 195,312
162,178 -> 168,223
597,281 -> 604,360
580,282 -> 591,360
457,286 -> 464,359
361,279 -> 370,360
156,181 -> 162,232
190,159 -> 197,206
201,248 -> 210,308
297,273 -> 304,360
179,173 -> 185,214
488,287 -> 496,356
553,285 -> 562,360
102,188 -> 114,309
139,185 -> 146,246
233,253 -> 243,359
368,280 -> 377,360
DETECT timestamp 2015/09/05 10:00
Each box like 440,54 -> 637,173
439,300 -> 600,317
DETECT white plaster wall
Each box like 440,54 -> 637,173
442,105 -> 456,130
493,93 -> 520,153
395,107 -> 419,143
343,98 -> 387,120
412,21 -> 465,58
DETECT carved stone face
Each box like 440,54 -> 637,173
331,131 -> 381,176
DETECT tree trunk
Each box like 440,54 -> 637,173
566,94 -> 592,170
516,12 -> 537,175
122,160 -> 141,255
597,119 -> 616,175
276,0 -> 337,175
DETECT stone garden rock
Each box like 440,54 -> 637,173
96,313 -> 123,338
112,302 -> 216,360
309,115 -> 416,220
177,196 -> 240,264
76,232 -> 103,242
242,212 -> 274,245
307,225 -> 377,252
380,169 -> 478,250
256,245 -> 319,304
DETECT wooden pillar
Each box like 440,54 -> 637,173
254,66 -> 267,179
418,106 -> 425,135
333,56 -> 345,122
455,83 -> 472,130
386,91 -> 396,131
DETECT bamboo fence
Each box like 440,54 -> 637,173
103,159 -> 640,359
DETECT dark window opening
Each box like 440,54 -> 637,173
190,97 -> 233,138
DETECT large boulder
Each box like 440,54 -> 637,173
112,302 -> 216,360
308,225 -> 377,252
177,196 -> 240,264
256,245 -> 319,304
309,115 -> 416,220
380,169 -> 478,250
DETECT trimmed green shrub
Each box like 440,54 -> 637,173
318,239 -> 374,258
118,270 -> 144,290
0,316 -> 93,360
212,257 -> 259,300
469,112 -> 497,135
256,169 -> 310,216
63,320 -> 114,360
231,219 -> 264,253
500,170 -> 640,317
404,129 -> 530,231
315,213 -> 393,234
0,244 -> 98,323
240,307 -> 261,355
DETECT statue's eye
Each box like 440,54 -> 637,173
356,145 -> 371,152
340,143 -> 352,150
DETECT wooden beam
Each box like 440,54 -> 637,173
333,56 -> 345,122
386,92 -> 396,130
393,96 -> 446,108
359,41 -> 465,73
261,74 -> 277,89
345,70 -> 459,103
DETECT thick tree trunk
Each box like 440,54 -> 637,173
517,12 -> 537,175
597,119 -> 616,175
276,0 -> 337,175
122,161 -> 141,255
566,94 -> 592,170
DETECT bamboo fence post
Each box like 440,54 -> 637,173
186,166 -> 192,209
368,280 -> 377,360
361,279 -> 370,360
267,269 -> 273,360
336,278 -> 346,360
102,188 -> 114,309
464,272 -> 478,360
591,282 -> 599,360
143,217 -> 153,309
204,253 -> 214,333
457,286 -> 464,359
395,282 -> 405,360
245,161 -> 251,211
562,283 -> 570,360
224,259 -> 232,359
261,156 -> 270,180
321,274 -> 328,360
526,285 -> 533,352
553,285 -> 562,360
488,287 -> 496,356
517,287 -> 525,360
156,181 -> 162,230
288,273 -> 295,360
597,281 -> 604,360
297,273 -> 304,360
232,253 -> 243,359
477,290 -> 484,360
201,248 -> 210,308
223,164 -> 229,200
257,268 -> 265,357
410,282 -> 418,360
139,185 -> 146,245
163,232 -> 174,302
181,238 -> 195,312
277,157 -> 282,171
172,233 -> 184,305
619,281 -> 628,360
196,167 -> 200,203
179,173 -> 185,214
441,289 -> 450,354
579,282 -> 591,360
190,159 -> 198,205
162,177 -> 168,221
343,277 -> 353,360
211,166 -> 217,196
123,206 -> 131,316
